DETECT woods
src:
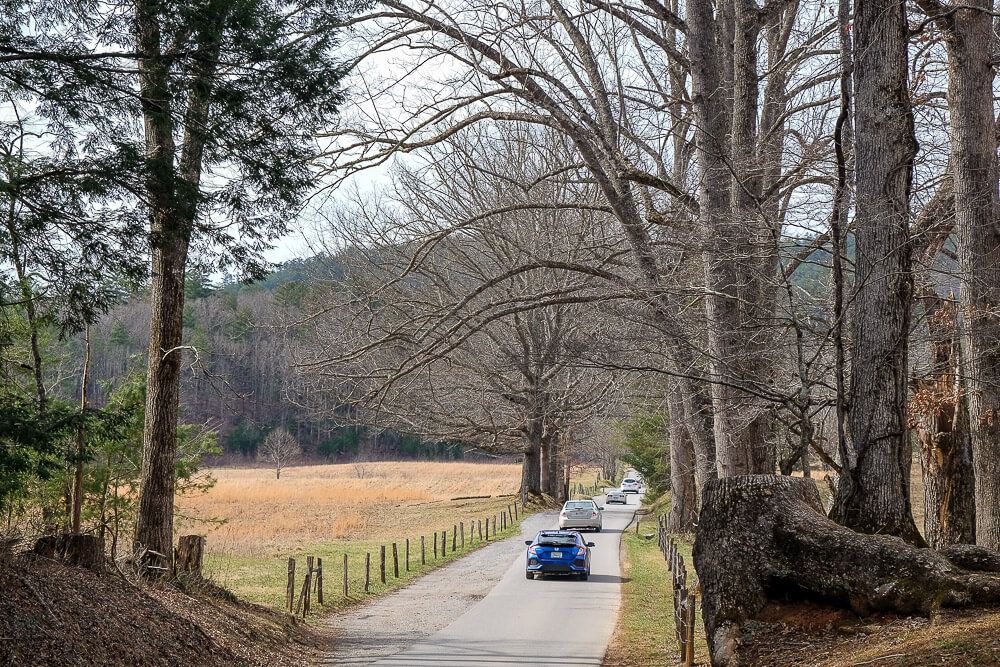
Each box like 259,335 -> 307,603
5,0 -> 1000,664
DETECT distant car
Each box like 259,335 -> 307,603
621,477 -> 641,494
605,488 -> 627,505
559,499 -> 603,531
525,530 -> 594,580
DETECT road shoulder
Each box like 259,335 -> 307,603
318,512 -> 554,666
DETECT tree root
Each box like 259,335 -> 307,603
693,475 -> 1000,666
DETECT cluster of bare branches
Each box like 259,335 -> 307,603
293,0 -> 1000,559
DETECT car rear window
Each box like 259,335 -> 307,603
564,501 -> 594,509
536,533 -> 580,546
623,479 -> 636,483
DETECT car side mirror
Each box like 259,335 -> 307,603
586,542 -> 596,547
598,506 -> 604,510
524,540 -> 533,545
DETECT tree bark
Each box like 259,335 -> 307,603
174,534 -> 205,577
831,0 -> 922,543
71,326 -> 91,533
133,0 -> 182,563
943,0 -> 1000,551
520,428 -> 542,498
694,475 -> 1000,666
667,384 -> 697,532
911,207 -> 976,548
688,0 -> 775,476
541,430 -> 561,498
133,3 -> 224,563
679,379 -> 717,492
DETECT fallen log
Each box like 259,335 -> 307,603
693,475 -> 1000,666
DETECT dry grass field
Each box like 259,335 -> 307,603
175,461 -> 525,610
177,461 -> 521,554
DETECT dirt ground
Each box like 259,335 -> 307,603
0,552 -> 328,667
737,602 -> 1000,666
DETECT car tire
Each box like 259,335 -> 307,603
594,527 -> 601,533
525,571 -> 534,580
579,572 -> 589,581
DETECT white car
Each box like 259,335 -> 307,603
559,499 -> 603,531
605,488 -> 628,505
621,477 -> 641,494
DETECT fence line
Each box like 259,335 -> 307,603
285,498 -> 526,617
657,515 -> 697,666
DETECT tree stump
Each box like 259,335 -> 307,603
33,533 -> 104,571
694,475 -> 1000,666
174,535 -> 205,577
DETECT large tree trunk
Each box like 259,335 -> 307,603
912,254 -> 976,546
133,1 -> 182,563
694,475 -> 1000,666
133,4 -> 222,563
667,385 -> 697,532
520,427 -> 543,500
679,377 -> 717,492
830,0 -> 922,543
944,0 -> 1000,551
688,0 -> 775,476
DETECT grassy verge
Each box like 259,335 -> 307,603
605,512 -> 708,666
204,505 -> 529,615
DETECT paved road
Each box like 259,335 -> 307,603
370,493 -> 639,667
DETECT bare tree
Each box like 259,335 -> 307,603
259,428 -> 301,479
828,0 -> 923,544
913,0 -> 1000,550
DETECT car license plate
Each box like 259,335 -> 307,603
551,551 -> 563,558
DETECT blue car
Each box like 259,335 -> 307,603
524,530 -> 594,580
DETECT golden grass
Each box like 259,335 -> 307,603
173,461 -> 524,612
176,461 -> 521,555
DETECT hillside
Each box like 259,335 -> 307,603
0,552 -> 327,667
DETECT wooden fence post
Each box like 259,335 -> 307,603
460,522 -> 465,549
478,519 -> 483,541
380,545 -> 386,584
685,596 -> 696,666
286,558 -> 295,613
492,515 -> 497,538
393,542 -> 399,578
507,505 -> 513,526
316,557 -> 324,604
405,538 -> 410,571
421,535 -> 426,564
452,525 -> 457,551
514,502 -> 519,520
305,555 -> 314,615
433,533 -> 438,559
441,530 -> 446,556
364,552 -> 371,592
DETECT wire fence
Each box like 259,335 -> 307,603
285,500 -> 524,618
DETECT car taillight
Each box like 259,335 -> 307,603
527,546 -> 539,556
591,511 -> 598,517
560,511 -> 567,517
576,547 -> 587,557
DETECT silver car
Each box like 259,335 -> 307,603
605,488 -> 628,505
621,477 -> 641,494
559,499 -> 603,531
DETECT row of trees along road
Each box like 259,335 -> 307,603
8,0 -> 1000,663
312,0 -> 1000,663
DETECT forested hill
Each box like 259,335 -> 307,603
49,254 -> 467,462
